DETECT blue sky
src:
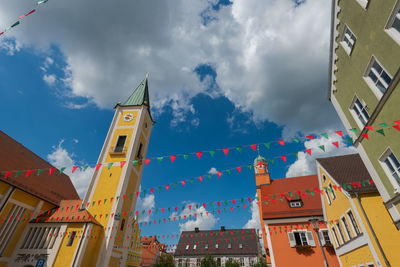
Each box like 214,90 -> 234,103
0,0 -> 355,251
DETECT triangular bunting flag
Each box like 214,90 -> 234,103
318,145 -> 325,152
145,158 -> 151,165
132,160 -> 138,167
209,150 -> 216,157
222,148 -> 229,156
269,158 -> 274,165
335,131 -> 343,136
170,155 -> 176,163
72,166 -> 79,173
292,138 -> 300,143
277,140 -> 284,146
379,123 -> 389,128
199,176 -> 203,182
365,125 -> 374,131
292,152 -> 298,159
59,167 -> 66,174
280,155 -> 286,162
157,157 -> 163,163
37,169 -> 44,176
236,166 -> 241,173
393,124 -> 400,132
196,152 -> 202,159
120,161 -> 126,168
332,141 -> 339,148
107,163 -> 113,170
264,142 -> 271,149
226,169 -> 231,176
305,149 -> 312,155
361,133 -> 369,140
250,144 -> 257,151
236,146 -> 243,153
49,168 -> 55,175
217,172 -> 222,178
376,129 -> 385,136
306,135 -> 314,139
350,128 -> 358,134
181,181 -> 186,187
321,133 -> 329,139
183,154 -> 189,160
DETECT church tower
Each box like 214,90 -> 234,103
254,154 -> 270,261
83,74 -> 154,266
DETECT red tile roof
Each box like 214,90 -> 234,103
0,130 -> 79,205
34,200 -> 100,225
260,175 -> 323,220
140,236 -> 166,266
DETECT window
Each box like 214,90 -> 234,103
120,219 -> 125,231
294,232 -> 308,245
136,143 -> 143,159
320,230 -> 332,245
289,200 -> 303,208
114,135 -> 127,153
342,217 -> 353,239
322,175 -> 326,183
196,258 -> 201,266
67,231 -> 76,246
228,243 -> 231,249
364,57 -> 392,97
366,263 -> 375,267
288,231 -> 316,247
329,183 -> 336,200
341,25 -> 356,55
380,148 -> 400,191
0,204 -> 26,255
240,258 -> 244,266
193,244 -> 196,250
331,227 -> 340,247
215,244 -> 219,249
185,245 -> 189,250
385,1 -> 400,45
350,96 -> 370,127
325,189 -> 332,205
239,243 -> 243,249
336,223 -> 346,243
347,210 -> 361,235
205,244 -> 208,250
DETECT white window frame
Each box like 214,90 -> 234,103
346,209 -> 361,236
185,244 -> 189,250
325,189 -> 332,206
336,222 -> 346,244
349,95 -> 370,129
0,204 -> 26,256
341,25 -> 357,55
319,229 -> 332,246
379,147 -> 400,193
330,226 -> 340,247
289,200 -> 302,208
288,230 -> 316,247
341,215 -> 353,240
328,182 -> 336,200
385,0 -> 400,45
363,56 -> 392,99
366,262 -> 375,267
355,0 -> 369,9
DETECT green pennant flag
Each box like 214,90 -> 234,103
37,169 -> 44,176
173,183 -> 177,188
210,202 -> 213,207
37,0 -> 49,5
132,160 -> 138,166
226,169 -> 231,176
225,200 -> 228,205
247,164 -> 252,170
350,128 -> 358,134
209,150 -> 216,157
83,164 -> 89,171
255,197 -> 259,201
269,159 -> 274,165
321,133 -> 329,139
208,174 -> 212,180
241,198 -> 244,203
289,192 -> 293,197
143,189 -> 147,196
200,213 -> 203,217
168,207 -> 171,212
279,198 -> 283,202
190,178 -> 194,184
157,157 -> 163,163
158,186 -> 162,192
264,201 -> 268,205
59,167 -> 66,174
272,194 -> 276,199
318,145 -> 325,152
183,154 -> 189,160
107,163 -> 113,170
379,123 -> 389,129
292,152 -> 298,159
236,146 -> 243,153
264,142 -> 271,149
292,138 -> 300,143
15,170 -> 22,177
11,21 -> 20,28
346,137 -> 353,143
376,129 -> 385,136
196,204 -> 199,209
311,192 -> 315,196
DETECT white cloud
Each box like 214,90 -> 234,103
208,167 -> 218,174
43,74 -> 56,86
178,202 -> 218,232
243,194 -> 264,253
136,193 -> 156,223
73,138 -> 79,143
47,140 -> 94,198
286,134 -> 357,177
0,0 -> 338,133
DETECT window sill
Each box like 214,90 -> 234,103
335,233 -> 364,249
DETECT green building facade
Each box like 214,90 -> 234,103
329,0 -> 400,228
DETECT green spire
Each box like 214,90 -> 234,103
122,73 -> 150,107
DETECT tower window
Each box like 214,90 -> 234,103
136,143 -> 143,159
114,136 -> 127,153
120,219 -> 126,231
67,231 -> 77,246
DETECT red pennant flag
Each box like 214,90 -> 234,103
217,172 -> 222,178
361,133 -> 369,140
236,166 -> 241,173
306,135 -> 314,139
369,179 -> 374,185
98,200 -> 101,205
395,120 -> 400,125
26,170 -> 33,177
161,208 -> 164,213
189,205 -> 192,210
277,140 -> 284,146
250,144 -> 257,151
170,155 -> 176,163
222,148 -> 229,156
195,213 -> 197,218
203,203 -> 206,208
217,201 -> 221,206
230,207 -> 233,212
145,158 -> 151,165
136,192 -> 140,197
181,180 -> 186,187
120,161 -> 126,168
332,141 -> 339,148
163,218 -> 166,223
196,152 -> 202,159
150,188 -> 154,194
184,215 -> 186,220
248,197 -> 252,203
175,207 -> 178,212
335,131 -> 343,137
136,211 -> 139,217
206,211 -> 209,216
243,204 -> 247,210
72,166 -> 79,173
365,126 -> 374,131
393,124 -> 400,132
199,176 -> 203,182
232,199 -> 236,205
148,210 -> 151,214
5,171 -> 12,179
218,209 -> 220,214
110,197 -> 114,203
95,164 -> 102,171
49,168 -> 55,175
166,184 -> 170,191
280,155 -> 286,162
287,196 -> 291,201
305,149 -> 312,155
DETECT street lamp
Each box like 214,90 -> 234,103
309,217 -> 329,267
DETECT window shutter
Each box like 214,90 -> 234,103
306,231 -> 316,247
287,232 -> 296,247
319,231 -> 325,246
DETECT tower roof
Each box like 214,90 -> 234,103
254,155 -> 268,165
122,75 -> 150,107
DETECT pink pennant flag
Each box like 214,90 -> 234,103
250,144 -> 257,151
148,210 -> 151,214
120,161 -> 126,168
277,140 -> 284,146
199,176 -> 203,182
163,218 -> 166,223
49,168 -> 55,175
218,209 -> 221,214
306,135 -> 314,139
145,158 -> 151,165
26,170 -> 33,177
166,184 -> 170,191
196,152 -> 202,159
222,148 -> 229,156
95,164 -> 102,171
332,141 -> 339,148
236,166 -> 241,173
360,133 -> 369,140
195,213 -> 197,218
365,126 -> 374,131
335,131 -> 343,137
72,166 -> 79,173
181,180 -> 186,187
136,192 -> 140,197
280,155 -> 286,162
170,155 -> 176,163
305,149 -> 312,155
217,172 -> 222,178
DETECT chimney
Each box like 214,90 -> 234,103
221,226 -> 225,231
195,227 -> 199,233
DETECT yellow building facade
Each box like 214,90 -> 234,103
317,154 -> 400,267
0,75 -> 152,266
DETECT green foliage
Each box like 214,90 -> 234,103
252,260 -> 268,267
224,258 -> 240,267
200,254 -> 217,267
154,253 -> 175,267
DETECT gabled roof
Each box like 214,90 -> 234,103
317,153 -> 377,194
260,175 -> 323,220
174,228 -> 260,257
0,130 -> 79,205
122,76 -> 150,107
34,200 -> 100,225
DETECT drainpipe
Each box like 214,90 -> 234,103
355,192 -> 390,267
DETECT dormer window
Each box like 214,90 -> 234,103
113,136 -> 127,153
289,199 -> 303,208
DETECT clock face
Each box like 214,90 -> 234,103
123,113 -> 134,122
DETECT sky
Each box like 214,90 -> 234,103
0,0 -> 357,252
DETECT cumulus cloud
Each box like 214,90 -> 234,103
243,194 -> 264,252
136,193 -> 156,223
43,74 -> 56,86
208,167 -> 218,175
286,134 -> 357,177
176,202 -> 218,232
0,0 -> 338,133
47,140 -> 94,198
